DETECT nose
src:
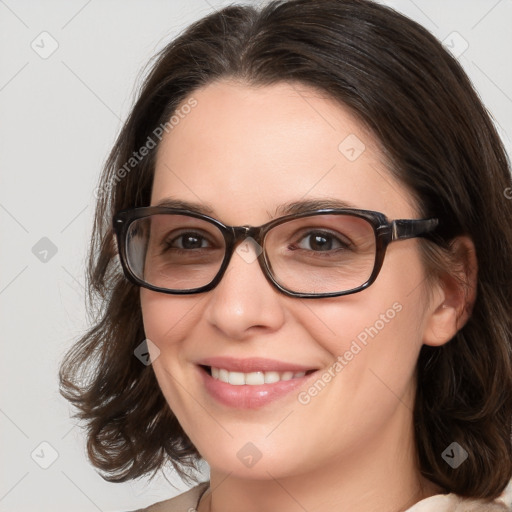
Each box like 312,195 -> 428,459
203,238 -> 286,340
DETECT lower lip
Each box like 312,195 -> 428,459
198,366 -> 317,409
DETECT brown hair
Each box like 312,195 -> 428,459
59,0 -> 512,498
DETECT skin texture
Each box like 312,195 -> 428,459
141,80 -> 473,512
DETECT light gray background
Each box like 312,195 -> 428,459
1,1 -> 511,511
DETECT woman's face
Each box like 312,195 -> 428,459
141,80 -> 437,481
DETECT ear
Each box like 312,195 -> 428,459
422,236 -> 478,347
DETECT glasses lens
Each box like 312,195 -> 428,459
125,214 -> 226,291
265,214 -> 377,294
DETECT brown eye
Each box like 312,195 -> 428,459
295,231 -> 350,252
171,232 -> 209,250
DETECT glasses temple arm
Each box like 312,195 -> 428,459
391,218 -> 439,241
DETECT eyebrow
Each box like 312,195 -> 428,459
152,197 -> 358,218
272,198 -> 357,216
152,198 -> 215,215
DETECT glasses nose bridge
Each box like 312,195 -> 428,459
222,224 -> 270,288
231,225 -> 263,245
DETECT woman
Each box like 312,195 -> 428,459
59,1 -> 512,511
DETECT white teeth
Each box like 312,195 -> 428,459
245,372 -> 265,385
219,368 -> 229,382
228,371 -> 245,386
264,371 -> 280,384
209,367 -> 310,385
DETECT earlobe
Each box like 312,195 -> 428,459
422,236 -> 478,347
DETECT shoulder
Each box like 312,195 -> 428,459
124,479 -> 512,512
406,480 -> 512,512
126,481 -> 210,512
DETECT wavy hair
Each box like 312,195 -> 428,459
59,0 -> 512,498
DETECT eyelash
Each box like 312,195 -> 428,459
161,231 -> 215,252
290,229 -> 352,251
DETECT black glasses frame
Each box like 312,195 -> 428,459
113,207 -> 438,298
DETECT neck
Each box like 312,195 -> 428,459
200,462 -> 440,512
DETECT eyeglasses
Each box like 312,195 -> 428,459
113,207 -> 438,298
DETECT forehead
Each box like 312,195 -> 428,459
151,80 -> 418,224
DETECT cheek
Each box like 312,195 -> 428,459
301,295 -> 419,376
140,288 -> 198,341
300,244 -> 429,383
140,289 -> 203,359
139,290 -> 204,416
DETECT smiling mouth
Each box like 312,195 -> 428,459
200,365 -> 317,385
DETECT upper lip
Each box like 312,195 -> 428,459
196,357 -> 318,373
